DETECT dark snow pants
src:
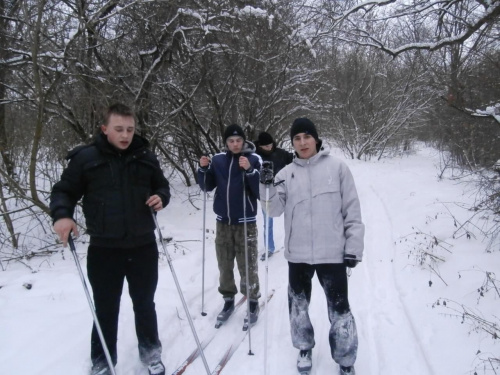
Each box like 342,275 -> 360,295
215,221 -> 260,301
288,262 -> 358,368
87,243 -> 162,371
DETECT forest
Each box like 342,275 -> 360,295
0,0 -> 499,267
0,1 -> 499,373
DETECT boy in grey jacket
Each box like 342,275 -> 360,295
259,118 -> 364,375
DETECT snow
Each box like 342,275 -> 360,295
268,15 -> 274,29
1,145 -> 498,375
473,103 -> 500,124
237,6 -> 268,18
178,8 -> 204,23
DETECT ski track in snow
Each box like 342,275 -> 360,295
354,183 -> 435,375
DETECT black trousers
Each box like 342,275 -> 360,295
288,262 -> 358,367
87,242 -> 162,369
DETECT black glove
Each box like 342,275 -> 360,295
344,254 -> 359,268
260,161 -> 274,185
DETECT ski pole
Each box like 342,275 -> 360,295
150,209 -> 211,375
263,184 -> 270,375
201,172 -> 207,316
242,170 -> 254,356
68,235 -> 117,375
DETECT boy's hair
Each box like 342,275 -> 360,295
103,103 -> 135,125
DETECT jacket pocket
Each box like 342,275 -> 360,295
82,159 -> 113,191
313,178 -> 340,197
130,159 -> 155,187
82,197 -> 105,235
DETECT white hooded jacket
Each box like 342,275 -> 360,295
260,143 -> 364,264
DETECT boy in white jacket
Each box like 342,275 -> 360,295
259,118 -> 364,375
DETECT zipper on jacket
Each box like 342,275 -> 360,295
307,160 -> 314,263
226,157 -> 233,225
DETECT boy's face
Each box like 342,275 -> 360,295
101,114 -> 135,150
293,133 -> 318,159
260,144 -> 273,152
226,136 -> 244,154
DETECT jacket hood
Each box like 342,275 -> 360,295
225,140 -> 256,155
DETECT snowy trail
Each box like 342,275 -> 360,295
179,177 -> 439,375
130,174 -> 440,375
2,148 -> 494,375
353,179 -> 435,375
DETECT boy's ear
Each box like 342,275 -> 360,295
100,124 -> 107,134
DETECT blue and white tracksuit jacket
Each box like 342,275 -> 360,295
198,141 -> 261,225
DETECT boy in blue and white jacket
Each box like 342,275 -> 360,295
198,124 -> 262,326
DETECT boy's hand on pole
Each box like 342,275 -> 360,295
199,156 -> 211,168
260,161 -> 274,184
344,254 -> 359,268
239,156 -> 250,171
146,195 -> 163,211
53,218 -> 78,247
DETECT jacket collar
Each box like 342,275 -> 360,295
293,141 -> 330,166
95,133 -> 149,156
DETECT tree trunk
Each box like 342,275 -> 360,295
28,0 -> 49,214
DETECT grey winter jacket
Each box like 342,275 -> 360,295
260,144 -> 364,264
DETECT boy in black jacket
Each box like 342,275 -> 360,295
254,131 -> 293,260
50,103 -> 170,375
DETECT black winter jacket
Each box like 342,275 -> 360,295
50,134 -> 170,248
254,140 -> 293,176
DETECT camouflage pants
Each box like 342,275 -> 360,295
215,221 -> 260,301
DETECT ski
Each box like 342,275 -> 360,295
211,290 -> 275,375
171,295 -> 247,375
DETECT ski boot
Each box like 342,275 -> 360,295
242,300 -> 259,331
260,251 -> 274,261
297,349 -> 312,374
148,361 -> 165,375
339,365 -> 355,375
215,297 -> 235,328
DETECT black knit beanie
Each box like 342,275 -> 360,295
224,124 -> 246,143
290,118 -> 318,140
257,132 -> 274,146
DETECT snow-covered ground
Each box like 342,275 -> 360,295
1,145 -> 498,375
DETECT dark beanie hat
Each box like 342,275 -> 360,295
257,131 -> 274,146
290,118 -> 318,140
224,124 -> 246,143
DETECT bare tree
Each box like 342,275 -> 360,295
321,45 -> 432,159
308,0 -> 500,57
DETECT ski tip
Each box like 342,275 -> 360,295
215,321 -> 223,329
242,324 -> 248,331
